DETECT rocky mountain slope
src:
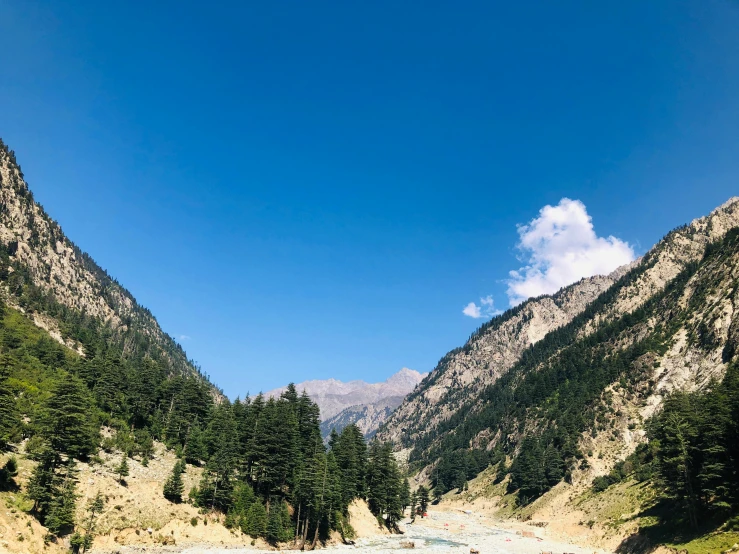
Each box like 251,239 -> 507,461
379,198 -> 739,462
376,271 -> 629,447
0,139 -> 207,383
376,198 -> 739,552
265,368 -> 426,437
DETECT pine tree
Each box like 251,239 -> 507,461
116,455 -> 129,484
544,445 -> 565,487
45,462 -> 78,536
509,437 -> 546,504
74,491 -> 105,552
134,429 -> 154,462
0,362 -> 18,449
128,359 -> 162,429
267,500 -> 285,544
245,501 -> 268,538
366,441 -> 405,527
280,383 -> 299,406
231,481 -> 256,514
199,402 -> 239,510
163,460 -> 185,502
250,398 -> 299,497
417,486 -> 429,517
184,424 -> 207,465
400,478 -> 411,513
0,455 -> 18,489
296,392 -> 322,458
331,424 -> 367,506
93,355 -> 126,417
27,449 -> 56,515
651,394 -> 700,528
36,373 -> 98,459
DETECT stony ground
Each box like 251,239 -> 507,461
91,507 -> 611,554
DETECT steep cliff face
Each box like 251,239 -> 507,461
378,198 -> 739,471
0,139 -> 204,380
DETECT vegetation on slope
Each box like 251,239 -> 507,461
419,229 -> 739,549
0,294 -> 408,549
0,137 -> 207,383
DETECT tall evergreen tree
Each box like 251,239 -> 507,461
245,501 -> 268,538
116,455 -> 129,484
0,359 -> 18,449
36,373 -> 98,459
417,486 -> 429,517
44,461 -> 78,536
163,460 -> 185,502
184,423 -> 207,465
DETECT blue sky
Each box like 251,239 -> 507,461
1,1 -> 738,397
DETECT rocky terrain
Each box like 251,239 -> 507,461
265,368 -> 426,437
377,197 -> 739,553
320,396 -> 405,439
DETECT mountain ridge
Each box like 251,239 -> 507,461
0,139 -> 212,387
377,197 -> 739,454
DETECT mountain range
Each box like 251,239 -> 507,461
264,367 -> 426,438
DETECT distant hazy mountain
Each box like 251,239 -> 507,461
319,396 -> 406,439
263,368 -> 426,437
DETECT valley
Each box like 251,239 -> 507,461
1,138 -> 739,554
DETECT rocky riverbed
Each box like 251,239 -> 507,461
94,508 -> 611,554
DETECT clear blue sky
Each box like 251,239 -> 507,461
1,1 -> 738,397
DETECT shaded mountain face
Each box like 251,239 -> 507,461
264,368 -> 427,437
378,197 -> 739,497
0,140 -> 209,385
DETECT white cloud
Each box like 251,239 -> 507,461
179,334 -> 192,341
506,198 -> 635,306
463,295 -> 503,319
462,302 -> 482,318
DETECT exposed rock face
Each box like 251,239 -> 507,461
0,140 -> 202,379
265,368 -> 426,437
378,197 -> 739,463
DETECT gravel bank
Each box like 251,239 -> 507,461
95,508 -> 612,554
